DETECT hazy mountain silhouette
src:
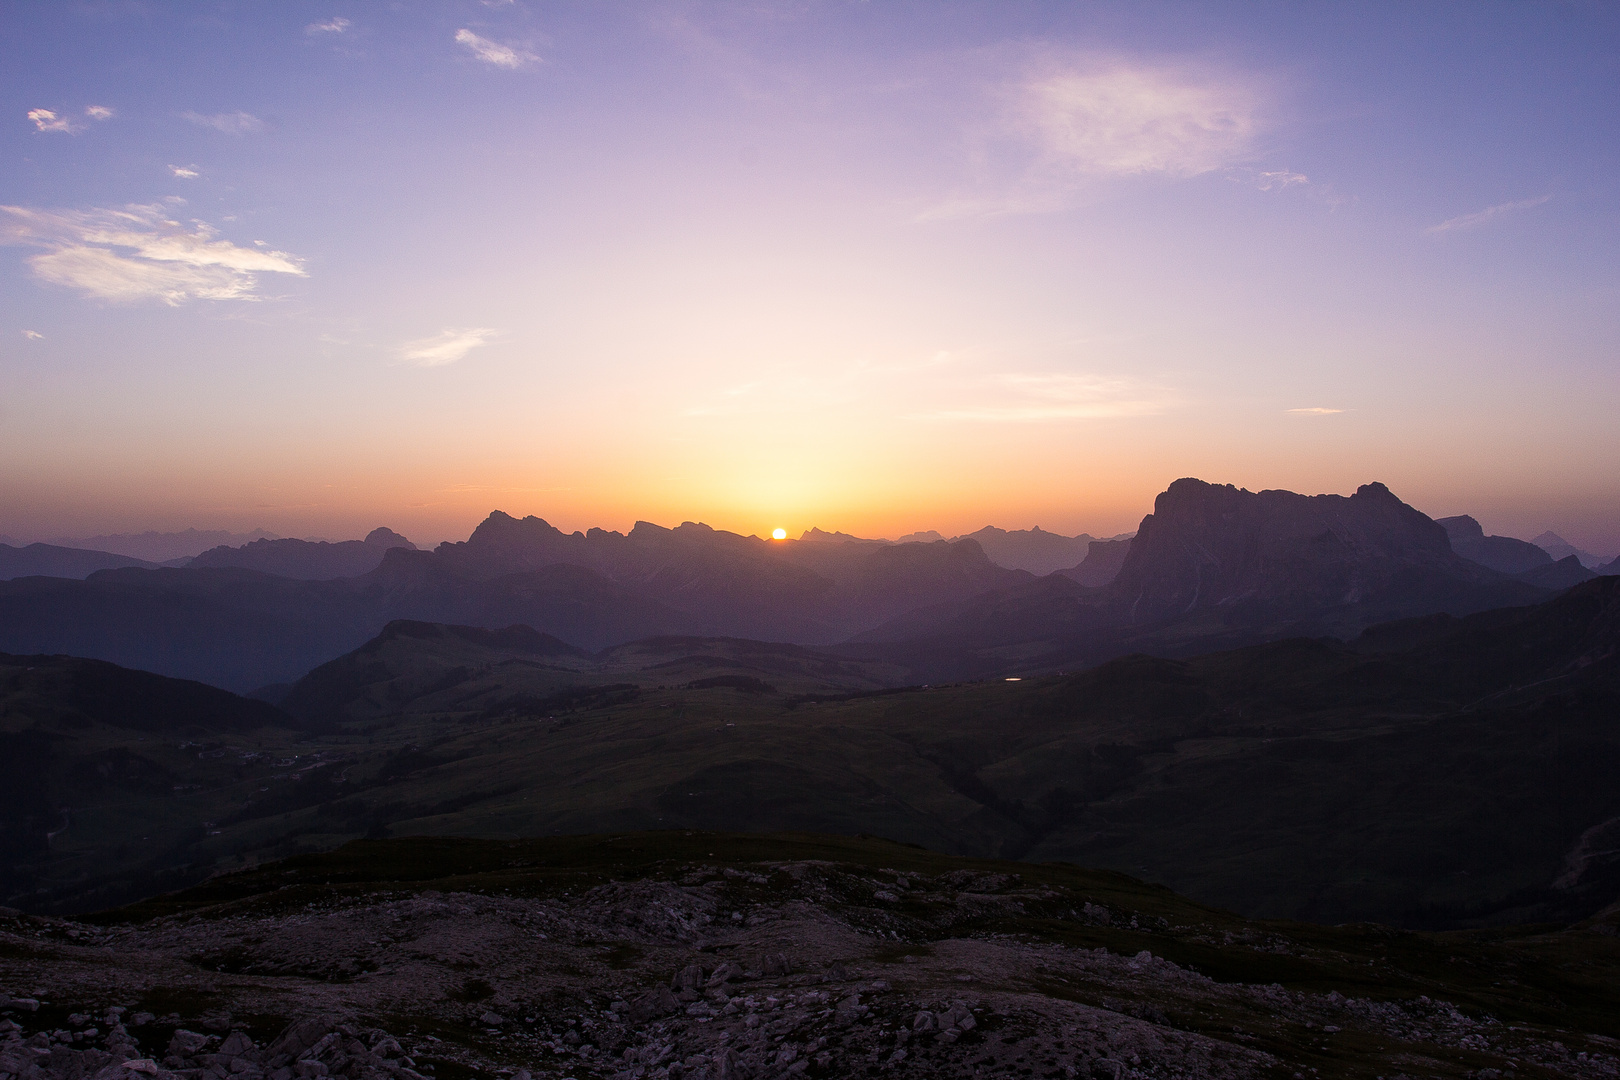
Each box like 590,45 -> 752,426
1514,554 -> 1597,590
954,526 -> 1095,575
1058,537 -> 1133,587
1437,514 -> 1552,574
1534,531 -> 1607,569
796,527 -> 885,545
43,528 -> 279,563
190,527 -> 416,579
0,543 -> 160,581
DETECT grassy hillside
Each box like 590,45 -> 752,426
7,579 -> 1618,928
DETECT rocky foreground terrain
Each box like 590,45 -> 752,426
1,834 -> 1616,1080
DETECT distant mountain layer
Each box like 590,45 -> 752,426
1534,531 -> 1608,570
802,524 -> 1133,575
1057,537 -> 1132,587
0,543 -> 159,581
0,478 -> 1565,692
190,527 -> 416,580
1438,514 -> 1553,574
41,528 -> 280,563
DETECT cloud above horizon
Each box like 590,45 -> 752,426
28,109 -> 76,133
400,328 -> 498,366
913,372 -> 1175,422
306,17 -> 350,35
919,57 -> 1267,220
1426,196 -> 1550,235
455,29 -> 536,68
0,203 -> 306,304
183,111 -> 264,134
1287,407 -> 1344,415
1022,60 -> 1261,179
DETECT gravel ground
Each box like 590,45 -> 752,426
0,861 -> 1615,1080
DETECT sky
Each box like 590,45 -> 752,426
3,1 -> 1618,553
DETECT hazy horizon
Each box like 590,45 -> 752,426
5,479 -> 1610,564
5,2 -> 1618,551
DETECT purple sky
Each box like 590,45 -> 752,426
3,2 -> 1617,552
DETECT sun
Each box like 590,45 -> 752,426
772,528 -> 787,540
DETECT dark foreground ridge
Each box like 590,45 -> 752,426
4,832 -> 1618,1080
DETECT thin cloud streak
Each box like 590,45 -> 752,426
183,111 -> 264,134
455,29 -> 536,68
1287,407 -> 1344,415
1426,196 -> 1550,235
400,328 -> 498,367
0,203 -> 306,305
916,372 -> 1174,422
170,165 -> 200,179
1256,169 -> 1307,190
306,18 -> 350,35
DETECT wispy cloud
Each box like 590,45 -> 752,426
27,109 -> 77,134
455,29 -> 536,68
920,56 -> 1266,220
170,165 -> 199,179
306,17 -> 350,34
1426,195 -> 1550,235
1287,407 -> 1344,415
21,330 -> 43,340
1256,169 -> 1307,191
1022,61 -> 1260,179
0,203 -> 306,305
400,328 -> 497,367
913,372 -> 1174,422
84,105 -> 114,120
183,111 -> 264,134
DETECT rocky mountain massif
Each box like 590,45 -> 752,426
4,833 -> 1618,1080
0,479 -> 1596,692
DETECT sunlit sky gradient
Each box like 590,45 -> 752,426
3,2 -> 1618,552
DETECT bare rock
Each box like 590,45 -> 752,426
626,987 -> 678,1024
166,1033 -> 210,1058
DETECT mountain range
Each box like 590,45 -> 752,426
189,526 -> 417,579
0,478 -> 1612,693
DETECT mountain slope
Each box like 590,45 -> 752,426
0,543 -> 159,581
1058,537 -> 1133,587
1437,514 -> 1553,573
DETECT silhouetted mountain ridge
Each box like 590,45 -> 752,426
1437,514 -> 1553,574
0,478 -> 1568,691
0,543 -> 160,581
191,527 -> 416,579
